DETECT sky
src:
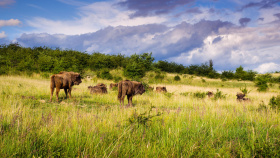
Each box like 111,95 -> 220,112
0,0 -> 280,73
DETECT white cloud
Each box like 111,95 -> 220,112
254,63 -> 280,73
0,31 -> 7,38
0,19 -> 21,27
26,1 -> 166,35
258,6 -> 280,24
169,25 -> 280,72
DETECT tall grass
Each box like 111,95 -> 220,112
1,75 -> 280,157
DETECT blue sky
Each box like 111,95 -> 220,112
1,0 -> 280,73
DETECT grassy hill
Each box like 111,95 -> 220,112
0,72 -> 280,157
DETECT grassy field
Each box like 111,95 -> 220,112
1,73 -> 280,157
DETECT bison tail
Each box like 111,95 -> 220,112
50,75 -> 55,88
118,81 -> 122,101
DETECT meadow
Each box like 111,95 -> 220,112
1,72 -> 280,157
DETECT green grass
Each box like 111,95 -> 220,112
1,74 -> 280,157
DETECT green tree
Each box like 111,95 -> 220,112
255,74 -> 271,92
123,62 -> 145,80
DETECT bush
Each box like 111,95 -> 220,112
174,75 -> 181,81
128,106 -> 162,127
214,89 -> 226,100
201,78 -> 206,83
155,73 -> 165,81
164,92 -> 174,98
97,69 -> 113,80
123,62 -> 145,80
269,95 -> 280,110
240,84 -> 251,95
255,74 -> 271,92
193,91 -> 206,99
113,76 -> 122,83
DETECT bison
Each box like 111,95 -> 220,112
50,71 -> 82,102
109,83 -> 118,90
118,80 -> 145,106
236,92 -> 246,101
207,91 -> 214,98
236,92 -> 251,102
156,86 -> 167,93
88,83 -> 107,94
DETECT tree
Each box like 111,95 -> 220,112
255,74 -> 271,92
123,62 -> 145,80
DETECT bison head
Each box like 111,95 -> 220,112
72,73 -> 82,85
135,83 -> 145,95
236,93 -> 245,99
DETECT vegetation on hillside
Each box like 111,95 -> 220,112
2,43 -> 278,82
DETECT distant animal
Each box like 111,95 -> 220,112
118,80 -> 145,106
88,83 -> 107,94
207,91 -> 214,98
109,83 -> 118,90
156,86 -> 167,93
242,98 -> 251,102
236,92 -> 246,101
50,71 -> 82,102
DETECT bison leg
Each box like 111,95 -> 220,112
68,88 -> 72,99
119,95 -> 125,106
64,88 -> 68,99
127,95 -> 133,107
50,87 -> 54,102
55,88 -> 60,102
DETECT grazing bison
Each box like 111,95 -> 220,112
236,92 -> 251,102
156,86 -> 167,93
118,80 -> 145,106
236,92 -> 246,101
50,71 -> 82,102
88,83 -> 107,94
109,83 -> 118,90
207,91 -> 214,98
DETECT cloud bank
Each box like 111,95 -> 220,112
0,19 -> 21,27
2,0 -> 280,73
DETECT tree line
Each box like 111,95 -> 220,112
0,43 -> 278,82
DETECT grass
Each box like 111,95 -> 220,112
1,74 -> 280,157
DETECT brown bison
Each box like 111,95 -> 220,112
88,83 -> 107,94
156,86 -> 167,93
207,91 -> 214,98
236,92 -> 246,101
118,80 -> 145,106
236,92 -> 251,102
109,83 -> 118,90
50,71 -> 82,102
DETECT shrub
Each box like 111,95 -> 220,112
128,106 -> 162,127
97,69 -> 113,80
240,84 -> 251,95
269,95 -> 280,110
174,75 -> 181,81
123,62 -> 145,80
164,92 -> 174,98
40,72 -> 51,79
214,89 -> 226,100
141,82 -> 150,92
193,91 -> 206,99
180,92 -> 191,96
201,78 -> 206,83
113,76 -> 122,83
255,74 -> 271,92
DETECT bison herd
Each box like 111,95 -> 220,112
50,71 -> 251,106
